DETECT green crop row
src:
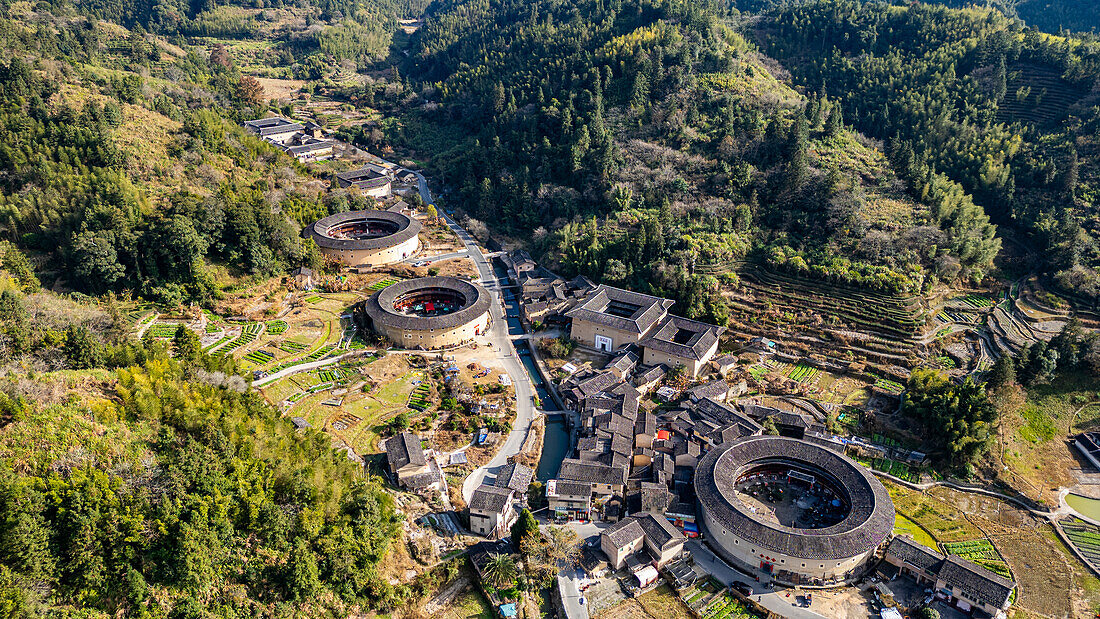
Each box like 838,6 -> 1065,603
214,323 -> 263,357
279,341 -> 307,353
265,320 -> 288,335
368,278 -> 400,291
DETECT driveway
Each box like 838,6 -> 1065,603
401,169 -> 541,506
685,539 -> 829,619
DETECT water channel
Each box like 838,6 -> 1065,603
491,256 -> 570,480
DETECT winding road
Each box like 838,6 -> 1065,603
405,169 -> 541,505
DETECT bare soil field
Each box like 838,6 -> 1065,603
255,77 -> 304,101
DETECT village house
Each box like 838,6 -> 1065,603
335,163 -> 394,198
640,315 -> 725,378
567,285 -> 674,353
884,536 -> 1017,616
546,480 -> 592,521
384,432 -> 436,490
493,463 -> 534,495
600,512 -> 685,570
243,116 -> 303,144
468,485 -> 518,539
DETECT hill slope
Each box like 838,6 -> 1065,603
394,0 -> 998,317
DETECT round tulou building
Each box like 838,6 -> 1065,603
306,209 -> 421,267
695,435 -> 894,586
359,276 -> 491,349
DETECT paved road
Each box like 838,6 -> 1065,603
403,169 -> 540,505
685,539 -> 828,619
557,567 -> 590,619
402,248 -> 469,265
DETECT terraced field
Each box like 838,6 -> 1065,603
997,63 -> 1085,127
265,319 -> 288,335
213,323 -> 264,357
146,324 -> 180,338
1060,517 -> 1100,570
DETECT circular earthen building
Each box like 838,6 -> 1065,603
360,276 -> 491,349
306,210 -> 420,267
695,435 -> 894,586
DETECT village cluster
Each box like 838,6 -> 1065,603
224,117 -> 1028,619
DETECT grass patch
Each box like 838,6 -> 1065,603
1020,404 -> 1058,443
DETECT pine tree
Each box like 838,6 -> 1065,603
824,103 -> 843,138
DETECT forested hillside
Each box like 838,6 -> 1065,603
395,0 -> 999,320
760,0 -> 1100,300
0,4 -> 372,303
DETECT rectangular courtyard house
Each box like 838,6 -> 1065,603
640,315 -> 725,378
599,512 -> 685,570
468,485 -> 518,539
567,285 -> 674,352
385,432 -> 431,489
243,116 -> 303,144
884,536 -> 1017,616
281,135 -> 335,162
335,163 -> 394,198
546,480 -> 592,521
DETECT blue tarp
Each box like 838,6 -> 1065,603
499,603 -> 517,617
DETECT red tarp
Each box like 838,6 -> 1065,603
425,302 -> 435,312
656,430 -> 670,440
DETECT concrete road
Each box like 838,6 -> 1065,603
557,567 -> 590,619
402,169 -> 541,505
402,248 -> 469,264
685,539 -> 828,619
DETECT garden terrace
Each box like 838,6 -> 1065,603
735,265 -> 924,339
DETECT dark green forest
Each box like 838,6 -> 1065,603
760,0 -> 1100,299
386,0 -> 1002,323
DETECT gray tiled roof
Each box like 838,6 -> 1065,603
938,556 -> 1015,608
469,485 -> 514,513
559,458 -> 626,486
641,482 -> 674,513
695,436 -> 894,561
566,285 -> 674,335
386,432 -> 425,471
635,512 -> 684,550
634,364 -> 668,386
307,209 -> 420,251
886,536 -> 944,573
604,517 -> 646,548
640,315 -> 725,361
362,276 -> 491,331
576,371 -> 621,398
549,480 -> 591,497
688,379 -> 729,401
494,463 -> 534,493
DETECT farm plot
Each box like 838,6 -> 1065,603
1060,517 -> 1100,568
953,295 -> 993,309
265,319 -> 288,335
681,579 -> 761,619
786,362 -> 819,383
408,382 -> 431,411
942,539 -> 1012,578
214,323 -> 264,357
278,340 -> 307,353
147,323 -> 181,338
303,295 -> 323,304
270,343 -> 337,372
368,277 -> 400,291
244,349 -> 275,365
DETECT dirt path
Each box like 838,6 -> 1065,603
422,571 -> 472,616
